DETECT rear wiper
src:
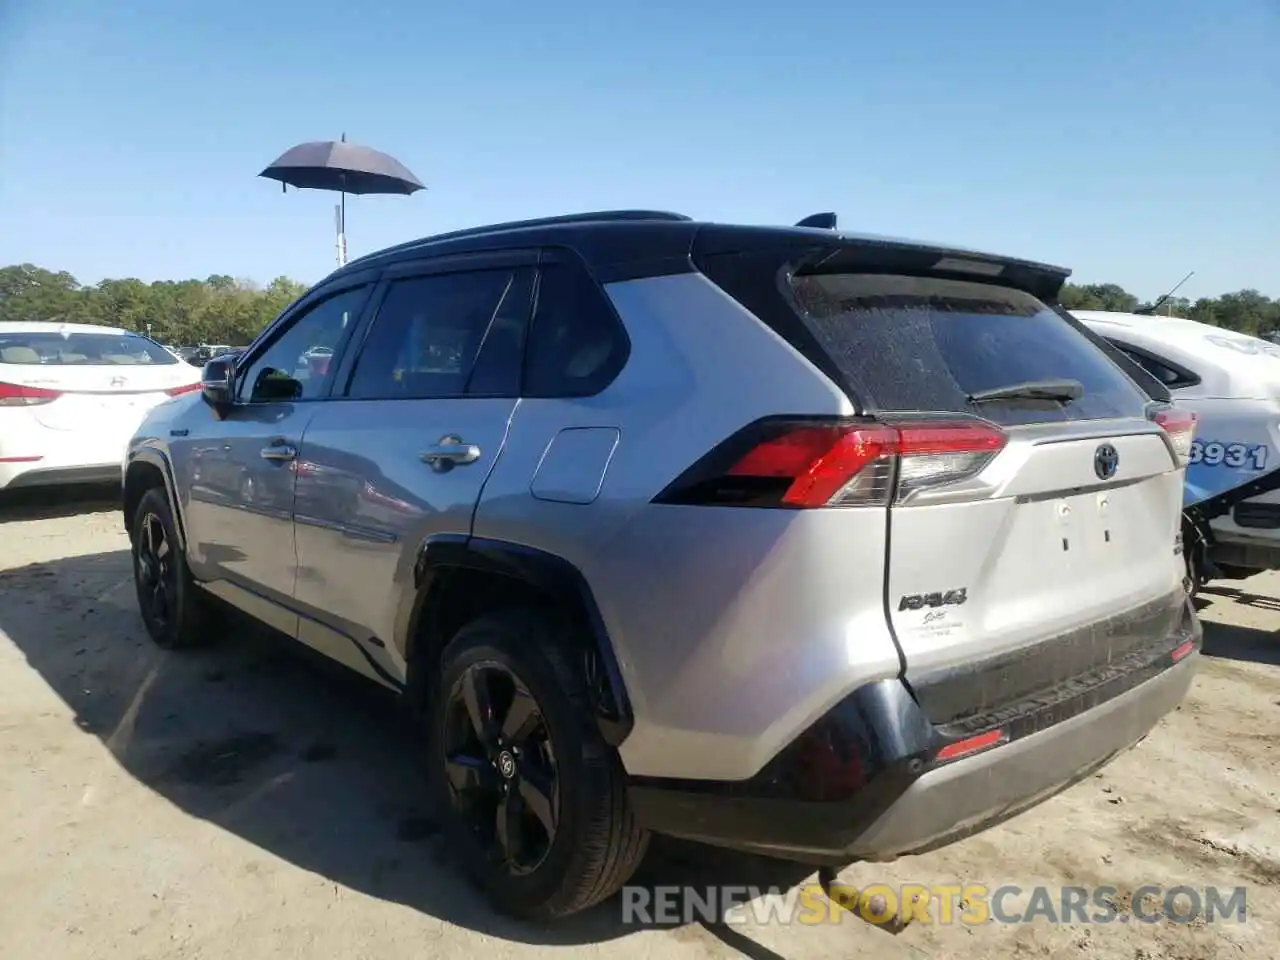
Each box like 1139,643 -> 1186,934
966,379 -> 1084,404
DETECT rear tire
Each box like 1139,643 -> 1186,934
1184,550 -> 1202,599
130,486 -> 214,649
425,609 -> 648,921
1212,562 -> 1258,581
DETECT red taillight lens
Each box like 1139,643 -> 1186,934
656,417 -> 1007,508
165,382 -> 202,397
727,424 -> 900,506
0,381 -> 62,407
1151,405 -> 1197,465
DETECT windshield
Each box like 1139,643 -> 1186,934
0,330 -> 180,366
786,274 -> 1151,426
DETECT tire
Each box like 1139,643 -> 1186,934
1184,549 -> 1201,600
425,609 -> 649,921
130,486 -> 214,649
1212,562 -> 1258,581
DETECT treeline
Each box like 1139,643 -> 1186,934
0,264 -> 308,346
1057,283 -> 1280,334
2,263 -> 1279,344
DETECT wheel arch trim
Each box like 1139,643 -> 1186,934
123,445 -> 188,550
400,533 -> 634,746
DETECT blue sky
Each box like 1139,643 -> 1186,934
1,0 -> 1276,299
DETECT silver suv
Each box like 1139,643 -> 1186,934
123,210 -> 1201,921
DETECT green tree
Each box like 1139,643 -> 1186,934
1059,283 -> 1141,313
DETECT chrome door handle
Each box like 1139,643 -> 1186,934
260,441 -> 297,462
421,435 -> 481,470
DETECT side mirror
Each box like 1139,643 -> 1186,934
201,358 -> 235,407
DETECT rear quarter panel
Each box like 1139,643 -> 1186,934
473,272 -> 904,781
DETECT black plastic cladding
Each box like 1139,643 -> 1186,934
628,608 -> 1199,863
409,535 -> 634,746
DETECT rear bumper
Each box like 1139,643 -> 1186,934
1,463 -> 122,490
629,599 -> 1200,864
0,421 -> 136,491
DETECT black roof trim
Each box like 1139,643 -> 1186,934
332,211 -> 1071,301
344,210 -> 691,269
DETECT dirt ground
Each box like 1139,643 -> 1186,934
1,487 -> 1277,960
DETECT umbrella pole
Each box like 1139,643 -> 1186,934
334,192 -> 348,267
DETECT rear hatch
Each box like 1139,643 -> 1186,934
693,240 -> 1194,726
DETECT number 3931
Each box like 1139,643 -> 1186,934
1188,440 -> 1268,470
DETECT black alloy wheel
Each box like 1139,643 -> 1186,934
442,661 -> 559,875
136,510 -> 177,634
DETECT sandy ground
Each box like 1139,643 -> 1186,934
1,486 -> 1277,960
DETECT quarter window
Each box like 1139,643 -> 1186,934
1106,340 -> 1201,390
523,260 -> 629,398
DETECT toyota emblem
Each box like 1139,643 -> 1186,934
1094,443 -> 1119,481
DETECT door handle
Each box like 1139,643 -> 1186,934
421,435 -> 481,471
260,440 -> 298,462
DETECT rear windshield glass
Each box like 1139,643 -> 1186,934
0,331 -> 178,366
786,274 -> 1150,425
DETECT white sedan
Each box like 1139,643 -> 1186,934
0,322 -> 202,491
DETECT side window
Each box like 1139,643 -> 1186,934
238,286 -> 368,402
524,260 -> 628,398
346,268 -> 532,400
1107,339 -> 1199,389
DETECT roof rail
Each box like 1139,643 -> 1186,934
796,212 -> 838,230
345,210 -> 692,268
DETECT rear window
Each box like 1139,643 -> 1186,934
786,274 -> 1150,425
0,330 -> 178,366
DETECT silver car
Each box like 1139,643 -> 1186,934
122,210 -> 1201,921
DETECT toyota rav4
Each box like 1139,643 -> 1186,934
123,210 -> 1201,921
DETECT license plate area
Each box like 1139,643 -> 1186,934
1047,489 -> 1122,575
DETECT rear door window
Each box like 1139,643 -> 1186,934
346,268 -> 533,400
787,274 -> 1151,425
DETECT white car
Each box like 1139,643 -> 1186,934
0,322 -> 202,491
1075,309 -> 1280,588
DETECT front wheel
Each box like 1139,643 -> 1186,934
131,487 -> 214,649
425,610 -> 648,921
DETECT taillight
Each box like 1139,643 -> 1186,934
165,382 -> 202,397
0,381 -> 61,407
1150,405 -> 1197,465
654,417 -> 1008,508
